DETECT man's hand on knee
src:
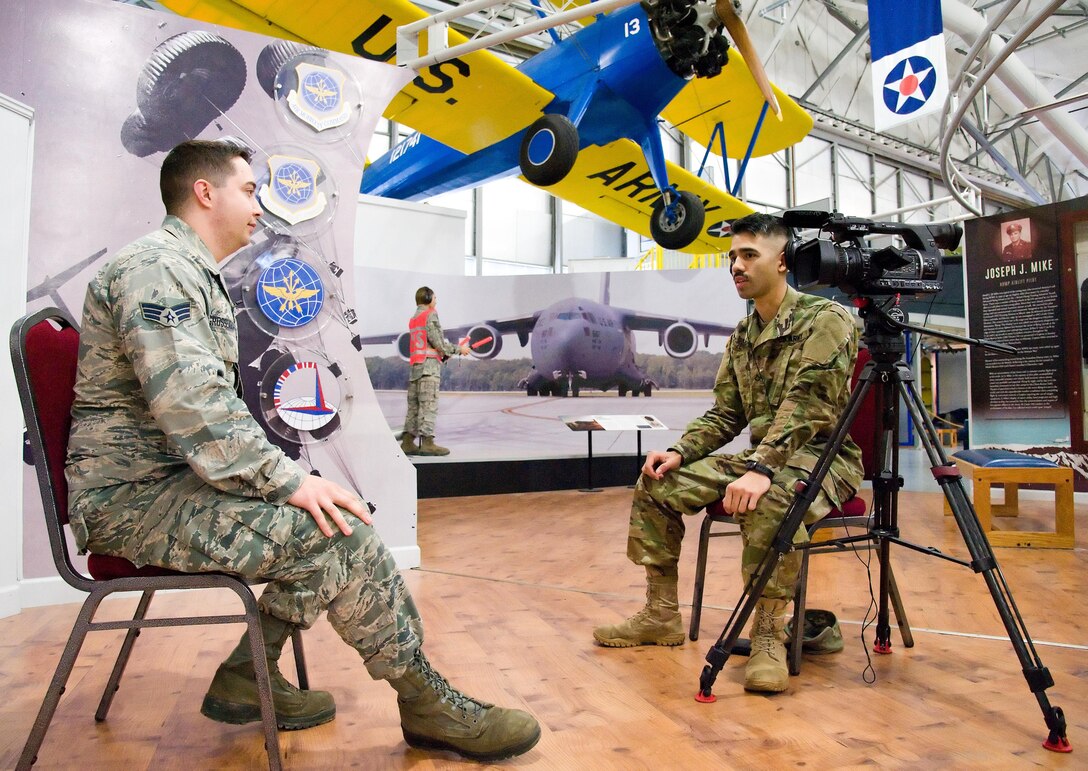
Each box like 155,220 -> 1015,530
288,475 -> 373,536
642,450 -> 683,479
723,472 -> 772,515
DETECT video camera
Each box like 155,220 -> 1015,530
782,209 -> 962,297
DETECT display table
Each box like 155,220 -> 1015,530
944,449 -> 1074,549
562,414 -> 669,492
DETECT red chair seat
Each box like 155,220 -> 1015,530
86,553 -> 187,580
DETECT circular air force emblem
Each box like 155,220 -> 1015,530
259,154 -> 328,225
273,361 -> 340,432
286,62 -> 350,131
255,257 -> 325,328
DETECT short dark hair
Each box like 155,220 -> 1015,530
731,212 -> 791,241
415,286 -> 434,305
160,139 -> 254,215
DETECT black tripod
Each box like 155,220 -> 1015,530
696,297 -> 1071,753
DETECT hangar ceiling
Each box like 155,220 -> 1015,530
120,0 -> 1088,209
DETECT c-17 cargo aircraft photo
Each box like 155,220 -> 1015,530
357,277 -> 734,396
160,0 -> 813,252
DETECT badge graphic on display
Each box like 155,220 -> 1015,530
273,361 -> 339,432
882,56 -> 937,117
256,257 -> 325,328
286,62 -> 350,130
706,220 -> 732,239
259,155 -> 328,225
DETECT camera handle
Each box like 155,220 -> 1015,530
695,300 -> 1071,753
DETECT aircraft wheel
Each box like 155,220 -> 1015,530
527,386 -> 538,396
572,383 -> 581,398
644,383 -> 653,397
618,384 -> 628,397
650,190 -> 705,250
519,115 -> 578,187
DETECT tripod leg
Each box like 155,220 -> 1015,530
899,377 -> 1071,752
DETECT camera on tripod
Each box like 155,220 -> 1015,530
782,209 -> 962,297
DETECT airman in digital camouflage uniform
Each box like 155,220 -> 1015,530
592,212 -> 862,693
66,140 -> 539,761
400,287 -> 468,457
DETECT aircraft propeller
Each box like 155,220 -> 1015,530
714,0 -> 782,120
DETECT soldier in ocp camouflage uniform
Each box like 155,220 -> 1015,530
401,286 -> 467,457
66,140 -> 539,761
593,212 -> 863,694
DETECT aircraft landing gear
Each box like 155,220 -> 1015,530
650,188 -> 704,250
519,114 -> 578,187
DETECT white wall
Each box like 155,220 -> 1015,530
355,194 -> 467,275
936,350 -> 970,414
0,93 -> 33,619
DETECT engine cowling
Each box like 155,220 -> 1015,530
466,324 -> 502,359
396,331 -> 412,361
663,321 -> 698,359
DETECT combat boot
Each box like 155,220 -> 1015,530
201,613 -> 336,730
745,597 -> 790,693
417,436 -> 451,456
400,432 -> 418,455
389,649 -> 541,761
592,575 -> 684,647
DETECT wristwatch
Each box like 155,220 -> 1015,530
745,460 -> 775,481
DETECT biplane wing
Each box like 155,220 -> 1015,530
662,49 -> 813,159
159,0 -> 553,153
543,140 -> 753,254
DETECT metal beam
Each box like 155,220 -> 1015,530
960,119 -> 1046,204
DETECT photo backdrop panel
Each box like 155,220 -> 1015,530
357,266 -> 750,461
0,0 -> 420,584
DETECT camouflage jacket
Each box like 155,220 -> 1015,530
66,216 -> 306,504
671,284 -> 863,504
408,305 -> 459,381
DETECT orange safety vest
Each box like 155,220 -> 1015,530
408,308 -> 443,365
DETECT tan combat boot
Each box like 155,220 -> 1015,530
745,597 -> 790,693
201,613 -> 336,730
417,436 -> 451,456
400,432 -> 418,455
592,575 -> 684,647
390,649 -> 541,761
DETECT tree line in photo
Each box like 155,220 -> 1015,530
364,351 -> 723,392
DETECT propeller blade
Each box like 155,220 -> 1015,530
715,0 -> 782,120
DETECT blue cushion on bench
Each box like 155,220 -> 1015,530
953,449 -> 1058,469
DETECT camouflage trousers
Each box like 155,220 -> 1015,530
628,454 -> 835,600
70,468 -> 424,680
405,374 -> 440,437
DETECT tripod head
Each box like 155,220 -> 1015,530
851,295 -> 1017,363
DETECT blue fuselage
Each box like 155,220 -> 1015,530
361,5 -> 687,200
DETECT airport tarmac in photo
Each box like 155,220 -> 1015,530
376,389 -> 752,461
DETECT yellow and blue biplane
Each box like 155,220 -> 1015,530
161,0 -> 813,253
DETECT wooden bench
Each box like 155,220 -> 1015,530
943,449 -> 1074,549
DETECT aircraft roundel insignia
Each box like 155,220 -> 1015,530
882,56 -> 937,116
706,220 -> 732,239
259,154 -> 328,225
273,361 -> 339,432
287,62 -> 350,131
255,257 -> 325,328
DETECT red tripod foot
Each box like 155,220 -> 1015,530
1043,735 -> 1072,753
873,640 -> 893,654
695,690 -> 716,703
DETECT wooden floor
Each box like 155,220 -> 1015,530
2,487 -> 1086,769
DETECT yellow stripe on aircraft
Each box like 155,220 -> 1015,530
159,0 -> 555,153
662,49 -> 813,158
541,140 -> 754,255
